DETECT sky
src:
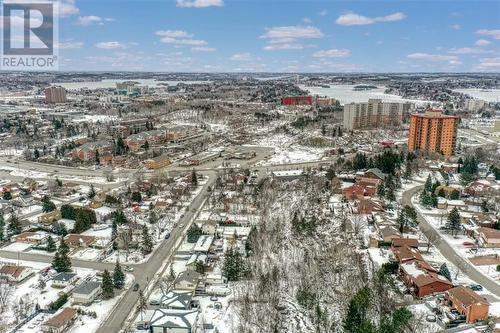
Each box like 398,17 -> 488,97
47,0 -> 500,72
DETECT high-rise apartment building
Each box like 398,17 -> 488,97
45,86 -> 67,104
408,109 -> 459,157
343,99 -> 412,130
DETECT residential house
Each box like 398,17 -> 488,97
173,271 -> 202,292
38,210 -> 62,225
72,281 -> 101,305
363,168 -> 387,181
64,234 -> 96,248
125,129 -> 167,151
392,238 -> 419,249
477,227 -> 500,248
42,307 -> 78,333
51,272 -> 78,288
0,265 -> 32,283
358,198 -> 384,214
150,290 -> 193,309
446,286 -> 489,323
146,309 -> 199,333
12,231 -> 50,245
400,260 -> 453,297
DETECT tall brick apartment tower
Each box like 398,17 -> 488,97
408,109 -> 459,157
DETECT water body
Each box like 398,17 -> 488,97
453,89 -> 500,102
299,84 -> 433,105
53,79 -> 211,90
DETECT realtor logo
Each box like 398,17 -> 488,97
1,0 -> 59,70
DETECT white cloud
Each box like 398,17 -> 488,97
336,12 -> 406,26
160,37 -> 207,46
155,30 -> 194,38
77,15 -> 108,26
261,25 -> 323,39
475,39 -> 491,46
319,9 -> 328,16
95,41 -> 127,49
302,17 -> 311,24
261,25 -> 322,51
475,57 -> 500,70
230,53 -> 256,61
264,43 -> 304,51
313,49 -> 351,58
191,46 -> 216,52
476,29 -> 500,40
407,53 -> 461,65
449,24 -> 461,30
57,41 -> 83,49
58,0 -> 79,16
176,0 -> 223,8
447,47 -> 493,54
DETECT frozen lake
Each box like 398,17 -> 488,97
453,89 -> 500,102
299,84 -> 433,105
53,79 -> 211,90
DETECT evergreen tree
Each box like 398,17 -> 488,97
60,204 -> 76,220
7,212 -> 22,235
112,261 -> 125,289
439,263 -> 452,281
0,214 -> 4,241
141,224 -> 153,255
42,196 -> 56,213
191,170 -> 198,187
46,236 -> 56,252
137,289 -> 148,321
449,189 -> 460,200
424,175 -> 433,192
325,166 -> 336,181
95,149 -> 100,165
222,247 -> 246,281
437,188 -> 446,198
52,239 -> 72,272
131,191 -> 142,203
343,287 -> 372,333
447,207 -> 461,236
111,220 -> 118,240
377,184 -> 386,198
53,222 -> 68,236
101,269 -> 114,299
2,191 -> 12,200
88,184 -> 96,199
187,224 -> 202,243
112,210 -> 128,224
142,140 -> 149,151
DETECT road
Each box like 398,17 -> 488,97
96,171 -> 216,333
402,185 -> 500,298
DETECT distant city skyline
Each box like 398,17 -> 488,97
38,0 -> 500,72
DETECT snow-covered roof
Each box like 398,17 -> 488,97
148,309 -> 199,329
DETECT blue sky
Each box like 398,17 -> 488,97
53,0 -> 500,72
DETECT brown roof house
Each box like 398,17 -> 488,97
0,265 -> 32,283
478,227 -> 500,248
42,307 -> 78,333
446,286 -> 489,323
400,260 -> 453,297
64,234 -> 96,248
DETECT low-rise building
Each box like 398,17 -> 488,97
446,286 -> 489,323
146,309 -> 199,333
0,265 -> 32,283
72,281 -> 101,305
51,272 -> 78,288
42,307 -> 77,333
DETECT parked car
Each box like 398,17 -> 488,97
133,283 -> 140,291
125,266 -> 134,272
426,314 -> 437,322
462,241 -> 475,247
210,296 -> 218,301
164,233 -> 170,240
468,284 -> 483,291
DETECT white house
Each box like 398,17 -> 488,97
72,281 -> 101,305
0,265 -> 32,283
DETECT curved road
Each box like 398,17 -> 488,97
402,185 -> 500,298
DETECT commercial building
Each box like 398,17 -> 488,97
45,86 -> 67,104
464,99 -> 486,112
342,99 -> 411,130
281,95 -> 313,106
408,109 -> 459,157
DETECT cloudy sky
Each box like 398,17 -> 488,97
49,0 -> 500,72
